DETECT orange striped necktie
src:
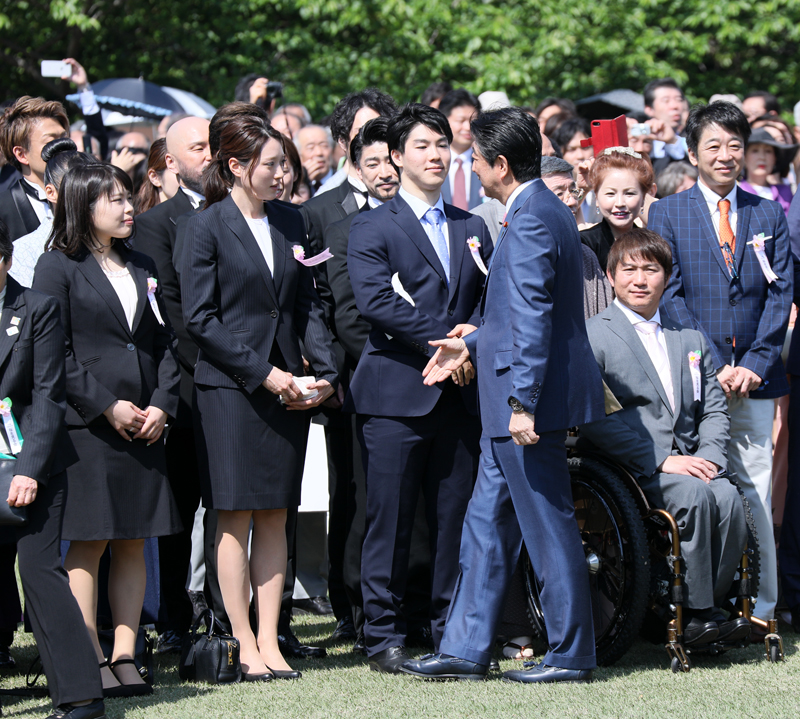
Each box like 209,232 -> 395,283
718,199 -> 736,275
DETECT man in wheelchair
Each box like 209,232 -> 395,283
580,228 -> 751,647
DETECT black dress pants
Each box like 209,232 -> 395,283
15,472 -> 102,707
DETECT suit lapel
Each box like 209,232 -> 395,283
690,186 -> 731,280
606,304 -> 673,415
127,257 -> 150,335
0,280 -> 26,369
266,202 -> 288,299
11,180 -> 41,235
445,206 -> 466,302
76,254 -> 134,337
389,196 -> 448,285
220,196 -> 279,308
734,187 -> 752,271
340,185 -> 359,216
662,320 -> 684,423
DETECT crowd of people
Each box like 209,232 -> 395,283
0,60 -> 799,719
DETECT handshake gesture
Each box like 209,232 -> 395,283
422,325 -> 476,387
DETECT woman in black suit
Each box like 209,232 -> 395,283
32,163 -> 180,697
0,219 -> 105,719
182,114 -> 337,680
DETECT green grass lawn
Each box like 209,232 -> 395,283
2,615 -> 799,718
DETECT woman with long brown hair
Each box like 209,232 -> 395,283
134,138 -> 179,214
182,112 -> 337,680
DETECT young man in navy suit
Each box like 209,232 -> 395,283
346,104 -> 492,673
404,107 -> 604,683
649,102 -> 793,625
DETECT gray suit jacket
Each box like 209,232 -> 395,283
470,198 -> 504,243
580,302 -> 729,478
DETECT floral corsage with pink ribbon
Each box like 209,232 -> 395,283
467,236 -> 488,275
746,233 -> 778,283
292,245 -> 334,266
147,278 -> 166,326
688,350 -> 702,401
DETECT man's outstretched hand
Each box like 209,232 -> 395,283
422,338 -> 470,386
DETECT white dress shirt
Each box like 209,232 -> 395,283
10,219 -> 52,288
244,215 -> 274,274
696,179 -> 738,241
181,186 -> 204,210
399,187 -> 449,255
104,267 -> 139,331
504,180 -> 535,216
447,147 -> 473,201
367,195 -> 384,210
347,175 -> 368,209
21,177 -> 51,223
615,298 -> 675,411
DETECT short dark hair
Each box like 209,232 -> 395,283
386,103 -> 453,159
744,90 -> 780,115
438,89 -> 480,119
550,116 -> 591,149
350,116 -> 391,167
0,96 -> 70,170
643,78 -> 683,109
328,89 -> 397,147
607,227 -> 673,279
420,82 -> 453,107
470,107 -> 542,183
684,101 -> 750,156
0,217 -> 11,263
534,97 -> 576,118
47,163 -> 134,256
42,137 -> 94,193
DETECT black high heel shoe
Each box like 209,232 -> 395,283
104,659 -> 153,698
267,666 -> 302,680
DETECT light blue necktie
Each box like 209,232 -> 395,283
424,207 -> 449,284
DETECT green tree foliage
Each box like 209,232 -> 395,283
2,0 -> 800,120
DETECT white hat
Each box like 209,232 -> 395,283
478,91 -> 511,111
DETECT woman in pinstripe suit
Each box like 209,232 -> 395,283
182,114 -> 337,680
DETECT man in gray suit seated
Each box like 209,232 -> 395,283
580,227 -> 750,647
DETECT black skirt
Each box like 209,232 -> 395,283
62,425 -> 181,541
194,383 -> 310,511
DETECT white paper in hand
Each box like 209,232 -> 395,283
391,272 -> 415,306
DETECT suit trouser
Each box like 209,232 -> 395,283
157,426 -> 202,634
638,472 -> 747,608
0,539 -> 21,648
779,376 -> 800,610
439,432 -> 596,670
728,396 -> 777,620
358,389 -> 479,656
15,472 -> 102,707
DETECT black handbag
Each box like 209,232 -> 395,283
179,609 -> 241,684
0,455 -> 26,526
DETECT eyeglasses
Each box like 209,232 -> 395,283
551,184 -> 586,203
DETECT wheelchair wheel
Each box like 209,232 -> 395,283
523,456 -> 650,666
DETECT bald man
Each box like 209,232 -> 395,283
135,116 -> 211,654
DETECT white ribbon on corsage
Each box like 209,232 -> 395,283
147,278 -> 166,326
292,244 -> 334,266
0,397 -> 23,454
467,236 -> 488,275
688,350 -> 702,402
746,233 -> 779,284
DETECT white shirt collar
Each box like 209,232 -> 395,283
399,187 -> 445,220
697,178 -> 738,215
181,186 -> 205,209
22,177 -> 47,201
347,175 -> 367,193
614,297 -> 662,327
367,195 -> 384,209
450,147 -> 473,166
505,180 -> 535,214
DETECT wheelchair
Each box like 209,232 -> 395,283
521,437 -> 785,673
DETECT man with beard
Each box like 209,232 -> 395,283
134,116 -> 211,654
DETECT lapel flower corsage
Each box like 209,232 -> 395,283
746,233 -> 778,283
688,350 -> 702,402
147,277 -> 166,326
467,236 -> 488,275
292,244 -> 334,266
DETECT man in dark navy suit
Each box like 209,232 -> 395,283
403,107 -> 604,683
346,103 -> 492,673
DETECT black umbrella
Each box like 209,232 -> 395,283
576,89 -> 645,121
68,78 -> 185,119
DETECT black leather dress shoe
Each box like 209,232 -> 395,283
47,699 -> 107,719
503,662 -> 593,684
293,596 -> 334,616
268,667 -> 302,680
369,646 -> 410,674
716,616 -> 751,643
0,644 -> 15,670
489,658 -> 500,672
683,617 -> 720,646
352,630 -> 367,655
330,616 -> 357,644
399,653 -> 487,681
278,623 -> 327,659
242,671 -> 274,682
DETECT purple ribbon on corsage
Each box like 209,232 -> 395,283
147,278 -> 166,326
467,236 -> 488,275
292,245 -> 334,266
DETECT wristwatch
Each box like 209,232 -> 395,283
508,396 -> 525,413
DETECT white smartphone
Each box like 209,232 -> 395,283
41,60 -> 70,78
